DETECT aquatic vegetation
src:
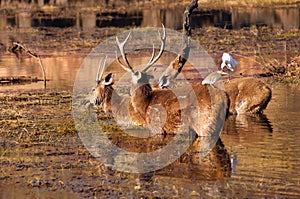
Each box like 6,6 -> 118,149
0,92 -> 76,144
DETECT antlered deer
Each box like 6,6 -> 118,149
93,25 -> 228,137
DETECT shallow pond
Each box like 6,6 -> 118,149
220,83 -> 300,197
0,1 -> 300,198
0,82 -> 299,198
0,52 -> 83,91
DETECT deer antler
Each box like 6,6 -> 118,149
115,25 -> 166,74
115,32 -> 134,73
142,24 -> 166,72
96,55 -> 108,83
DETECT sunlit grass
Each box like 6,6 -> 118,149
0,92 -> 76,144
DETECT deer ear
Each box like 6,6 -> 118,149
102,73 -> 114,86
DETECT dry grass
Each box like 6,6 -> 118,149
0,91 -> 76,144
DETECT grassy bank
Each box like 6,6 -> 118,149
0,91 -> 76,144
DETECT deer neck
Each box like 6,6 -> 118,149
131,83 -> 152,118
103,86 -> 122,114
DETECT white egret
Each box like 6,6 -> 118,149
221,53 -> 238,80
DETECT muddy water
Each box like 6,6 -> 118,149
0,51 -> 265,92
220,83 -> 300,197
0,52 -> 83,91
0,1 -> 300,198
0,3 -> 299,30
0,82 -> 300,198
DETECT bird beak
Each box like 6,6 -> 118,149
221,71 -> 229,75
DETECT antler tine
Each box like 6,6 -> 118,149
115,51 -> 133,73
116,31 -> 134,73
148,43 -> 156,65
142,24 -> 166,72
96,55 -> 107,83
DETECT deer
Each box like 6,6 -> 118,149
223,77 -> 272,114
95,25 -> 229,137
92,55 -> 138,126
161,65 -> 272,115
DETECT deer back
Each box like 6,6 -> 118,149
129,82 -> 228,137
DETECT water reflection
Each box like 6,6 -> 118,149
223,114 -> 273,135
232,7 -> 300,30
0,52 -> 83,91
1,82 -> 300,197
0,2 -> 299,30
90,129 -> 231,180
157,137 -> 231,181
219,84 -> 300,197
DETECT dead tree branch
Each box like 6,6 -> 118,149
11,42 -> 47,89
159,0 -> 198,83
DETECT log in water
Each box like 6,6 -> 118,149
0,76 -> 43,85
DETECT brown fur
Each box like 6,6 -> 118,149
131,83 -> 152,120
130,82 -> 229,136
94,79 -> 228,137
94,77 -> 271,136
224,77 -> 272,114
95,84 -> 136,125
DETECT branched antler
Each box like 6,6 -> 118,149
116,25 -> 166,74
142,24 -> 166,72
96,55 -> 108,83
116,32 -> 134,73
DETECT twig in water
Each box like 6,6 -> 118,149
11,42 -> 47,89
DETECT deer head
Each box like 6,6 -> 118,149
115,24 -> 166,117
92,56 -> 114,108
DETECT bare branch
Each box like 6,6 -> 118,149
159,0 -> 198,86
11,42 -> 47,89
183,0 -> 198,37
